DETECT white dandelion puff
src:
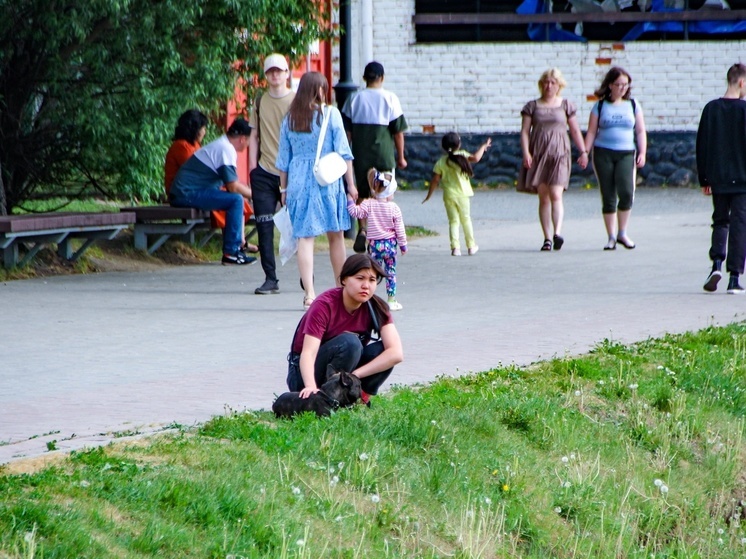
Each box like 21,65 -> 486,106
371,494 -> 380,503
654,479 -> 663,487
292,486 -> 301,495
660,485 -> 669,494
561,456 -> 569,463
554,507 -> 562,514
359,453 -> 369,461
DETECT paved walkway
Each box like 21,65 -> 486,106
2,188 -> 744,465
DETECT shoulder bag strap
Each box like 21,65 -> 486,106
255,92 -> 263,160
367,300 -> 381,341
314,105 -> 331,167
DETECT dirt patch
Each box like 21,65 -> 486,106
1,232 -> 212,280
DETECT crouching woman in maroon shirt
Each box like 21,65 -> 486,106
286,253 -> 404,404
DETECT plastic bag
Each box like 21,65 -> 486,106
274,206 -> 297,266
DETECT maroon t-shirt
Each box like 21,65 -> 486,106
291,287 -> 393,354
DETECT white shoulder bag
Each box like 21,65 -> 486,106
313,105 -> 348,187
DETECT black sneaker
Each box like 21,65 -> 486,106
222,251 -> 257,265
353,230 -> 367,253
703,270 -> 722,292
255,279 -> 280,294
727,275 -> 745,294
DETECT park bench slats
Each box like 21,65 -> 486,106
0,212 -> 135,269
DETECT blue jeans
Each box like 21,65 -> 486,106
286,333 -> 393,395
170,188 -> 244,255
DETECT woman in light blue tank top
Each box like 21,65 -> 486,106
584,67 -> 648,251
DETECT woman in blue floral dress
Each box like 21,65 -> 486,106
277,72 -> 358,310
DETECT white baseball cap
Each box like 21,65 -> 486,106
264,53 -> 289,73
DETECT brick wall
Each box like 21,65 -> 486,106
344,0 -> 743,135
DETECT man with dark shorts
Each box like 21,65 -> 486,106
342,61 -> 408,252
249,53 -> 295,293
697,63 -> 746,294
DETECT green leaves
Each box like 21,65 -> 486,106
0,0 -> 330,212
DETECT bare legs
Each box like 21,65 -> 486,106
327,231 -> 346,287
603,209 -> 634,249
298,230 -> 347,305
297,237 -> 316,302
537,184 -> 565,240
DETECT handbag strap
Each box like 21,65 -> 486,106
314,105 -> 331,166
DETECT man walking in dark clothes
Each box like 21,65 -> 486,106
697,63 -> 746,294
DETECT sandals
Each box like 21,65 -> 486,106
552,234 -> 564,251
303,296 -> 315,311
541,239 -> 552,251
616,235 -> 636,250
603,239 -> 617,251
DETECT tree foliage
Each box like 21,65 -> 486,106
0,0 -> 330,214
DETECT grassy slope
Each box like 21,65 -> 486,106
1,324 -> 745,558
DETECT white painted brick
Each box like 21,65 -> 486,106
350,0 -> 745,132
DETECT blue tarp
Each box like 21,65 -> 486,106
517,0 -> 587,41
624,0 -> 746,39
516,0 -> 746,41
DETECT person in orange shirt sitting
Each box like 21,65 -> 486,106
165,110 -> 257,252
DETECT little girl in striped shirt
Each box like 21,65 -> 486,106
347,169 -> 408,311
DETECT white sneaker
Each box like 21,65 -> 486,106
468,246 -> 479,256
451,248 -> 461,256
388,300 -> 403,311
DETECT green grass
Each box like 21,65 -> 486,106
2,323 -> 746,558
15,198 -> 122,214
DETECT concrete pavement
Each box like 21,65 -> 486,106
2,188 -> 744,465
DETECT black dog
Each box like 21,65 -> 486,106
272,371 -> 362,418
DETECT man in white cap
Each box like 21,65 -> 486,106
249,53 -> 296,294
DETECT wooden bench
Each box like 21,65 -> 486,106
119,205 -> 256,254
0,212 -> 135,269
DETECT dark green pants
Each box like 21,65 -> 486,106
592,146 -> 636,214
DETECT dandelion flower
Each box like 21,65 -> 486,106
561,456 -> 569,463
563,481 -> 571,488
740,537 -> 746,544
431,420 -> 437,425
502,484 -> 510,492
554,507 -> 562,514
330,476 -> 339,486
657,365 -> 664,370
570,453 -> 576,460
574,390 -> 582,396
359,453 -> 369,461
598,380 -> 605,385
717,538 -> 724,545
335,515 -> 343,522
629,383 -> 638,390
292,486 -> 301,495
296,539 -> 305,547
485,497 -> 492,505
371,494 -> 380,503
654,479 -> 663,487
717,528 -> 725,535
660,484 -> 669,494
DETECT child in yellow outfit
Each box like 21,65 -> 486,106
423,132 -> 491,255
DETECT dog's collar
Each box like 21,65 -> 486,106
317,390 -> 340,410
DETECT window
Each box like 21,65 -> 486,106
413,0 -> 746,42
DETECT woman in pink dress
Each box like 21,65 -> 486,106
518,68 -> 588,251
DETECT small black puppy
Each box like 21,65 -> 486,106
272,371 -> 362,418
